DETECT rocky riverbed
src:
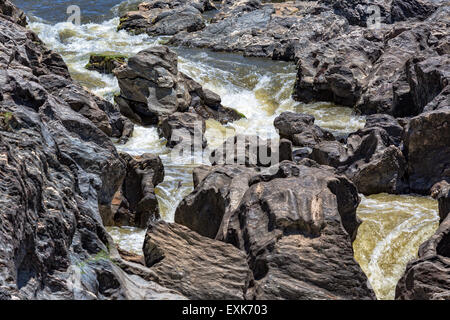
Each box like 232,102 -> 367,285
0,0 -> 449,300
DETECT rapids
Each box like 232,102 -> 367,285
15,0 -> 439,300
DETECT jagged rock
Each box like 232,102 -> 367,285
175,160 -> 375,299
85,54 -> 127,74
404,107 -> 450,194
209,134 -> 292,167
171,0 -> 349,60
395,180 -> 450,299
143,221 -> 252,300
118,0 -> 214,35
114,46 -> 244,125
0,0 -> 27,26
111,153 -> 165,228
0,5 -> 182,300
225,161 -> 375,299
364,114 -> 405,147
274,112 -> 335,147
159,112 -> 207,149
175,165 -> 258,239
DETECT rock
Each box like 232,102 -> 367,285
274,111 -> 335,147
0,6 -> 182,300
38,74 -> 133,143
114,46 -> 244,125
170,0 -> 349,61
112,153 -> 165,228
175,165 -> 257,239
143,221 -> 252,300
395,180 -> 450,299
175,160 -> 375,299
159,112 -> 207,149
0,0 -> 27,26
225,161 -> 375,299
364,114 -> 404,147
209,134 -> 291,167
118,0 -> 209,36
85,54 -> 127,74
404,107 -> 450,194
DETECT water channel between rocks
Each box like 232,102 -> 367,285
22,6 -> 439,300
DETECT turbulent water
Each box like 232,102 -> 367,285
15,0 -> 440,300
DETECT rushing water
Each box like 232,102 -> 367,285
14,0 -> 439,300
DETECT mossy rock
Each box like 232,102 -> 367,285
85,54 -> 127,74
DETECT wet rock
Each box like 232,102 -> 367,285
159,112 -> 207,149
364,114 -> 404,147
118,0 -> 211,36
274,112 -> 335,147
175,165 -> 258,239
395,180 -> 450,300
85,54 -> 127,74
112,153 -> 165,228
0,7 -> 181,300
114,46 -> 244,125
143,221 -> 252,300
404,107 -> 450,194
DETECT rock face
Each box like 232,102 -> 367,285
111,153 -> 165,228
0,3 -> 184,300
118,0 -> 213,36
85,54 -> 127,74
396,180 -> 450,300
209,134 -> 293,167
0,0 -> 27,26
404,107 -> 450,194
175,160 -> 376,299
114,45 -> 243,127
143,221 -> 252,300
274,112 -> 408,195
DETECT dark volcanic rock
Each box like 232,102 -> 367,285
159,112 -> 207,149
143,221 -> 252,300
0,0 -> 27,26
175,160 -> 376,299
0,5 -> 182,300
175,165 -> 257,239
404,107 -> 450,194
274,112 -> 335,147
209,134 -> 292,167
114,45 -> 244,126
112,153 -> 165,228
118,0 -> 213,35
85,54 -> 127,74
395,180 -> 450,300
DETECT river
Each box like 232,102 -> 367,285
14,0 -> 439,300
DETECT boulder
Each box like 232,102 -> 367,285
0,6 -> 182,300
209,134 -> 292,167
143,221 -> 252,300
404,107 -> 450,194
85,54 -> 127,74
159,112 -> 207,149
175,165 -> 257,239
395,180 -> 450,299
118,0 -> 214,35
111,153 -> 165,228
114,46 -> 244,125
